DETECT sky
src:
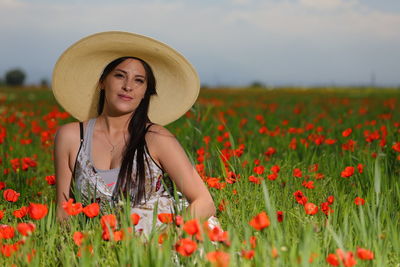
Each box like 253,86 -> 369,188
0,0 -> 399,87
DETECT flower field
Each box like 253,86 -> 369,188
0,86 -> 399,266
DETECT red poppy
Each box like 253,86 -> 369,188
293,168 -> 302,178
1,243 -> 19,257
100,214 -> 118,231
342,128 -> 352,137
0,224 -> 15,239
267,173 -> 278,181
302,180 -> 314,189
326,253 -> 339,266
28,203 -> 48,220
241,249 -> 255,259
248,175 -> 263,184
304,203 -> 318,215
207,226 -> 230,245
327,196 -> 334,204
13,206 -> 29,219
354,197 -> 365,205
62,198 -> 83,216
392,142 -> 400,152
0,182 -> 6,190
3,189 -> 20,202
336,249 -> 357,267
73,231 -> 86,246
276,211 -> 284,222
341,166 -> 355,178
45,175 -> 56,185
356,247 -> 374,260
253,165 -> 264,175
0,210 -> 3,220
183,219 -> 201,236
82,203 -> 100,218
321,202 -> 334,215
270,165 -> 280,173
206,251 -> 230,267
249,211 -> 270,230
356,164 -> 364,174
158,213 -> 173,224
17,222 -> 36,236
130,213 -> 140,225
293,190 -> 308,205
175,238 -> 197,256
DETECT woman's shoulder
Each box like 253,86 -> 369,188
55,121 -> 87,148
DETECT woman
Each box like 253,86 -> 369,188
53,31 -> 217,236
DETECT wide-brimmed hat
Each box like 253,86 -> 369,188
52,31 -> 200,125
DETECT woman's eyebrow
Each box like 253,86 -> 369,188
114,69 -> 145,78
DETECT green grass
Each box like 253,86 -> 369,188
0,86 -> 399,266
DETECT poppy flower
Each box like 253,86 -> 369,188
0,210 -> 3,220
183,219 -> 201,236
175,238 -> 197,256
0,182 -> 5,190
249,211 -> 270,230
100,214 -> 117,230
302,180 -> 314,189
45,175 -> 56,185
356,164 -> 364,174
82,203 -> 100,218
293,168 -> 302,178
62,198 -> 83,216
304,203 -> 318,215
207,226 -> 230,245
253,165 -> 264,175
17,222 -> 36,236
73,231 -> 86,246
270,165 -> 280,173
356,247 -> 374,260
354,197 -> 365,205
0,224 -> 15,239
342,128 -> 352,137
327,196 -> 334,204
248,175 -> 263,184
241,249 -> 255,259
3,189 -> 20,202
77,245 -> 93,257
293,190 -> 308,205
276,211 -> 284,222
1,243 -> 19,257
341,166 -> 355,178
158,213 -> 173,224
326,253 -> 339,266
336,249 -> 357,267
206,251 -> 230,267
10,205 -> 21,216
158,232 -> 168,244
267,173 -> 278,181
392,142 -> 400,153
28,203 -> 48,220
130,213 -> 140,225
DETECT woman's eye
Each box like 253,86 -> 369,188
135,79 -> 145,83
114,73 -> 124,78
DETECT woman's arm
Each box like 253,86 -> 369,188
54,122 -> 79,222
146,125 -> 216,220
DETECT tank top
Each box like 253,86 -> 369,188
72,117 -> 220,236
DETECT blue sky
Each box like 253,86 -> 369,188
0,0 -> 399,86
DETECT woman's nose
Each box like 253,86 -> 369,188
123,82 -> 133,92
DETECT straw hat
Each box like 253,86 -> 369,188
52,31 -> 200,125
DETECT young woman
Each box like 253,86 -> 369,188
53,32 -> 218,235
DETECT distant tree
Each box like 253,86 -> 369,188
40,78 -> 49,88
0,77 -> 4,86
5,68 -> 26,86
250,81 -> 266,88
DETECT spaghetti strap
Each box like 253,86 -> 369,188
72,122 -> 84,179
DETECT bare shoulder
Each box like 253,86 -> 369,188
145,124 -> 175,141
55,121 -> 81,144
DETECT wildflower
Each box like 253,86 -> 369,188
253,165 -> 264,175
73,231 -> 86,246
206,251 -> 230,267
0,224 -> 15,239
304,202 -> 318,215
3,189 -> 20,202
130,213 -> 140,225
342,128 -> 352,137
0,182 -> 6,190
293,190 -> 308,205
327,195 -> 334,205
28,203 -> 48,220
326,253 -> 340,266
248,175 -> 263,184
302,180 -> 314,189
336,249 -> 357,267
100,214 -> 117,230
341,166 -> 355,178
249,211 -> 270,230
183,219 -> 201,240
13,206 -> 29,218
267,173 -> 278,181
158,213 -> 173,224
17,223 -> 36,236
354,197 -> 365,205
356,247 -> 374,260
82,203 -> 100,218
270,165 -> 280,173
293,168 -> 302,178
62,198 -> 83,216
175,238 -> 197,256
321,202 -> 334,215
241,249 -> 255,259
392,142 -> 400,152
356,164 -> 364,174
276,211 -> 284,222
45,175 -> 56,185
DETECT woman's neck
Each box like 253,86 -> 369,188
97,113 -> 131,134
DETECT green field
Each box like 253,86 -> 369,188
0,86 -> 399,266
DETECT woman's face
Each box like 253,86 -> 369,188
101,58 -> 147,116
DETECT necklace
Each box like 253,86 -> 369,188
100,118 -> 126,153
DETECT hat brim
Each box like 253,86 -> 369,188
52,31 -> 200,125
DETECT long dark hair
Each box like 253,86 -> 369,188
97,56 -> 157,207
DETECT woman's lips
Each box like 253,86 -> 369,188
118,94 -> 133,101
